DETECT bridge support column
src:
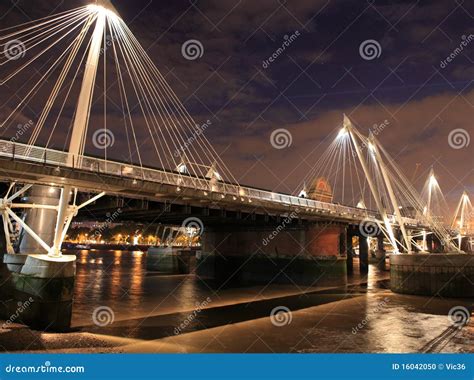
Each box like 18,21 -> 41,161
395,230 -> 405,253
19,186 -> 60,254
197,221 -> 347,286
0,185 -> 77,331
345,229 -> 354,274
358,234 -> 369,274
426,233 -> 433,252
460,237 -> 471,253
374,234 -> 386,269
432,235 -> 443,253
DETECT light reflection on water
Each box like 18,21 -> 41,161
71,249 -> 210,326
70,249 -> 369,328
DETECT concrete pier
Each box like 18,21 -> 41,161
146,247 -> 193,274
359,235 -> 369,274
0,185 -> 77,331
390,253 -> 474,297
197,222 -> 347,286
1,254 -> 76,331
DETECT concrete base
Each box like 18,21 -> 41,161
146,247 -> 192,274
0,254 -> 76,331
390,253 -> 474,298
196,252 -> 347,287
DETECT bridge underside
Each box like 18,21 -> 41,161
0,155 -> 426,229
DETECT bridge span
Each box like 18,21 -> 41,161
0,1 -> 472,332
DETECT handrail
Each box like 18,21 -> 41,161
0,139 -> 416,224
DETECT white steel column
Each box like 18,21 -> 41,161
344,115 -> 399,253
50,9 -> 106,256
49,186 -> 72,257
369,134 -> 411,253
67,11 -> 106,167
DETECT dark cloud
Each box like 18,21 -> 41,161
0,0 -> 473,211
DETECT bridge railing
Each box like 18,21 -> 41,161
0,139 -> 400,222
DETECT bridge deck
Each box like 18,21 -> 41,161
0,139 -> 424,227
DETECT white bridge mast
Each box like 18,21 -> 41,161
343,115 -> 400,253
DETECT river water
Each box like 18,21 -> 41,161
69,249 -> 473,353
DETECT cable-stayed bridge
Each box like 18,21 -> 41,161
0,0 -> 472,330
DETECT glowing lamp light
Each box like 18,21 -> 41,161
87,3 -> 119,19
337,127 -> 348,139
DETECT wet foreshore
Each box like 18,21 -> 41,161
0,251 -> 472,353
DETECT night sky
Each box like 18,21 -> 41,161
1,0 -> 473,210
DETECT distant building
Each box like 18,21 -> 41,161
307,177 -> 333,203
